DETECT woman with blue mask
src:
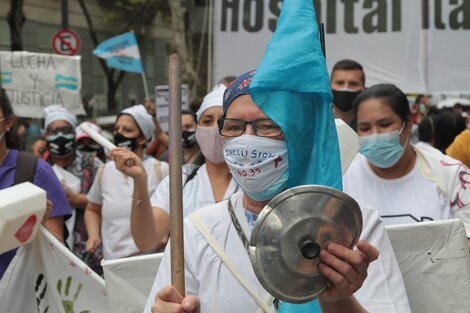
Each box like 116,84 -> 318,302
343,84 -> 470,248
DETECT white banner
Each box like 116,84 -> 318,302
0,227 -> 109,313
0,51 -> 85,118
213,0 -> 470,94
386,219 -> 470,313
102,253 -> 163,313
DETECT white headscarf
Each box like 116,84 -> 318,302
44,105 -> 77,129
75,121 -> 101,141
120,104 -> 155,140
196,84 -> 227,122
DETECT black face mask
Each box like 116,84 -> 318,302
113,133 -> 138,151
46,134 -> 75,158
77,143 -> 101,153
182,130 -> 197,148
332,89 -> 362,112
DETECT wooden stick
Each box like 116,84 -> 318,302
168,53 -> 185,295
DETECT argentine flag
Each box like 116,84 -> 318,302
93,32 -> 144,73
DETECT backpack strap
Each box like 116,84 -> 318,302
183,165 -> 200,188
15,151 -> 39,184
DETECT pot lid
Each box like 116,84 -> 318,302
249,185 -> 362,303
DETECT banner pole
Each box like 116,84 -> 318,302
130,30 -> 150,100
141,70 -> 150,100
168,53 -> 185,295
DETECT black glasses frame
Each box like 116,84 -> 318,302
217,118 -> 282,138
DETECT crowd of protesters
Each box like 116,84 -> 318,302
1,59 -> 469,311
1,2 -> 469,312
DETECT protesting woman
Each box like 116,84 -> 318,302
0,90 -> 71,280
85,105 -> 169,259
111,84 -> 239,252
343,84 -> 470,247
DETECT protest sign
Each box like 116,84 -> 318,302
0,51 -> 85,118
155,84 -> 189,132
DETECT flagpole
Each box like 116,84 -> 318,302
130,30 -> 150,100
141,69 -> 150,100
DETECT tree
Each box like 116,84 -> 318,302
104,0 -> 203,100
78,0 -> 160,111
168,1 -> 200,98
81,0 -> 203,109
7,0 -> 26,51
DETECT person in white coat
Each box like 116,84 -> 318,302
150,84 -> 239,217
144,67 -> 381,312
145,0 -> 414,311
85,105 -> 169,260
112,85 -> 240,251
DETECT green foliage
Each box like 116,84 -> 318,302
98,0 -> 153,22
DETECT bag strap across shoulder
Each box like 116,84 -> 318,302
188,212 -> 275,313
15,151 -> 39,185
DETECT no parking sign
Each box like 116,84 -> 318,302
52,29 -> 80,56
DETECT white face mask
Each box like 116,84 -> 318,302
195,126 -> 225,164
223,135 -> 289,199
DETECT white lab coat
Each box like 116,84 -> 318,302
87,157 -> 169,259
150,163 -> 239,217
144,192 -> 411,313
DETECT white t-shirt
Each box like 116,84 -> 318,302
343,153 -> 450,225
150,163 -> 239,217
144,192 -> 411,313
87,157 -> 169,259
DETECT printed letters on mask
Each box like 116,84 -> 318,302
223,135 -> 289,201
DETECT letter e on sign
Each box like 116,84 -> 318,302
52,29 -> 80,56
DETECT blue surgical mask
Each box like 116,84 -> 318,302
245,169 -> 289,201
359,123 -> 408,169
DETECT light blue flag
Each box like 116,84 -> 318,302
93,32 -> 143,73
249,0 -> 342,311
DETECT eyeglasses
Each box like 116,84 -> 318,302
218,118 -> 282,138
0,117 -> 6,123
47,126 -> 74,136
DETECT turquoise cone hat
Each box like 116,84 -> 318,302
250,0 -> 342,192
249,1 -> 341,310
